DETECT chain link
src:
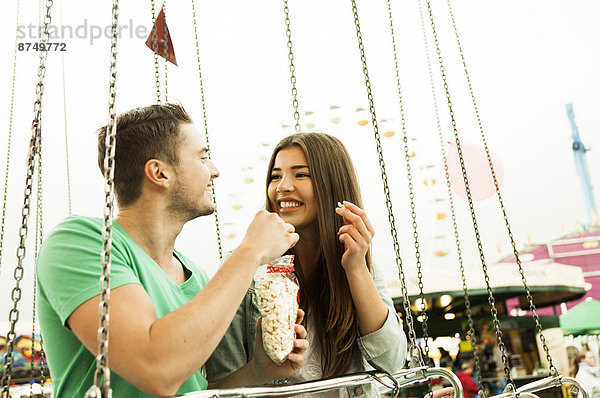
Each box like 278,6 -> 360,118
424,0 -> 516,391
0,0 -> 21,280
191,0 -> 223,260
30,141 -> 45,398
150,0 -> 161,104
444,0 -> 557,377
34,4 -> 49,391
1,1 -> 53,395
58,0 -> 72,215
383,0 -> 430,359
415,0 -> 484,393
30,7 -> 48,393
282,0 -> 301,132
162,1 -> 168,102
349,0 -> 422,366
84,1 -> 119,397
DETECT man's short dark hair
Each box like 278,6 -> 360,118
97,103 -> 192,206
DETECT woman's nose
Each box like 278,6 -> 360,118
276,176 -> 294,193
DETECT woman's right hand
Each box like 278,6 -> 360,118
252,309 -> 308,383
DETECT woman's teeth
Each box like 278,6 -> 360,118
280,201 -> 301,209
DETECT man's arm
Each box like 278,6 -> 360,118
68,210 -> 298,397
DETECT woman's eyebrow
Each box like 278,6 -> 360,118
271,165 -> 309,171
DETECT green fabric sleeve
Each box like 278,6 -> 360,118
37,216 -> 141,327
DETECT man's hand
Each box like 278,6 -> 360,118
239,209 -> 299,265
252,309 -> 308,382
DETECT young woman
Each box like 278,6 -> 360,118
572,350 -> 600,398
206,133 -> 407,397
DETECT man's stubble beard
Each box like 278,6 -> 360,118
168,179 -> 215,221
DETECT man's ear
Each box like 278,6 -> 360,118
144,159 -> 172,189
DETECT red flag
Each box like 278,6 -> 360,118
145,6 -> 177,66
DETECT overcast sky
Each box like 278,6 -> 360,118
1,0 -> 599,333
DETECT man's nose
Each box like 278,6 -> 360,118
208,159 -> 220,179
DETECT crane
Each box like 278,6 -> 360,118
566,103 -> 598,229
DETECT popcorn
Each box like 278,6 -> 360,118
254,255 -> 299,364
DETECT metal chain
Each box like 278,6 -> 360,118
1,1 -> 53,394
32,6 -> 49,391
84,1 -> 119,397
349,0 -> 422,366
282,0 -> 301,132
33,7 -> 49,391
150,0 -> 161,104
415,0 -> 484,393
0,0 -> 21,279
59,0 -> 72,215
191,0 -> 223,260
38,336 -> 48,387
30,142 -> 44,398
445,0 -> 557,377
383,0 -> 430,360
424,0 -> 516,391
162,1 -> 168,102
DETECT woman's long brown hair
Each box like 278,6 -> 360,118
571,351 -> 587,377
265,132 -> 372,378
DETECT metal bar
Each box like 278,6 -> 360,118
561,377 -> 589,398
180,367 -> 463,398
489,376 -> 589,398
489,393 -> 540,398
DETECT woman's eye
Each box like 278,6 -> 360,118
270,175 -> 282,180
296,173 -> 310,178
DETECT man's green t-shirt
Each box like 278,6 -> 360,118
36,215 -> 210,397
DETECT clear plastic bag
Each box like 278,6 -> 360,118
254,255 -> 299,364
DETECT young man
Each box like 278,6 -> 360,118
36,104 -> 307,397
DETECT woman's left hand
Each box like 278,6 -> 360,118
336,201 -> 375,273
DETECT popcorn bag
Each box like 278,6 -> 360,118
254,255 -> 299,364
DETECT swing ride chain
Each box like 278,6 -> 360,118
163,1 -> 169,102
33,7 -> 49,391
29,11 -> 42,388
445,0 -> 558,377
85,1 -> 120,397
349,0 -> 422,365
191,0 -> 224,260
415,0 -> 484,394
60,0 -> 73,216
0,0 -> 21,280
424,0 -> 518,392
30,146 -> 45,398
1,1 -> 53,395
150,0 -> 162,104
282,0 -> 301,133
384,0 -> 430,360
